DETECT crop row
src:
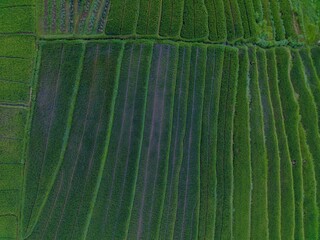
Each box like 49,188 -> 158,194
22,39 -> 320,239
38,0 -> 316,44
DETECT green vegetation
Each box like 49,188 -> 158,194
0,6 -> 34,33
22,42 -> 85,237
180,0 -> 208,39
232,47 -> 251,240
281,49 -> 304,240
105,0 -> 139,35
159,44 -> 191,239
256,48 -> 281,240
173,45 -> 206,239
159,0 -> 184,38
86,42 -> 152,240
128,43 -> 179,239
248,47 -> 269,240
1,0 -> 320,239
299,124 -> 319,239
198,45 -> 224,240
136,0 -> 162,35
224,0 -> 243,41
214,47 -> 238,239
204,0 -> 227,42
272,47 -> 295,240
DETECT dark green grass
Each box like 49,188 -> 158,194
0,58 -> 34,83
256,48 -> 281,240
105,0 -> 139,35
0,6 -> 34,33
248,47 -> 269,240
280,49 -> 304,240
127,43 -> 178,239
268,47 -> 295,240
0,190 -> 19,215
299,124 -> 319,240
158,44 -> 191,240
232,47 -> 251,240
0,36 -> 35,59
237,0 -> 257,39
204,0 -> 227,42
173,45 -> 206,240
310,47 -> 320,77
159,0 -> 184,38
86,41 -> 153,240
268,0 -> 285,40
223,0 -> 244,41
198,45 -> 224,240
22,42 -> 85,237
28,41 -> 123,240
214,47 -> 238,240
0,215 -> 18,238
136,0 -> 162,36
180,0 -> 209,40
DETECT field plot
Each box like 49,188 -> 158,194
248,47 -> 268,240
127,43 -> 178,239
39,0 -> 111,34
232,47 -> 251,240
86,42 -> 152,240
25,41 -> 124,239
257,48 -> 281,240
180,0 -> 208,40
269,48 -> 295,240
0,6 -> 34,33
136,0 -> 162,36
105,0 -> 139,36
280,49 -> 303,240
214,47 -> 238,239
204,0 -> 227,42
159,44 -> 191,240
173,45 -> 206,239
198,45 -> 224,240
159,0 -> 184,37
299,124 -> 319,239
22,42 -> 85,237
223,0 -> 243,41
0,106 -> 27,164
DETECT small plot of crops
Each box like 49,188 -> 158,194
38,0 -> 320,45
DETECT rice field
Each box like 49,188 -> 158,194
0,0 -> 320,239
